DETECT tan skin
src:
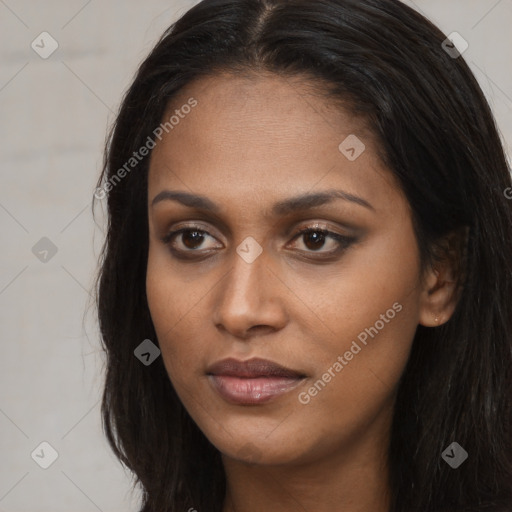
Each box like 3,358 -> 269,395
146,72 -> 459,512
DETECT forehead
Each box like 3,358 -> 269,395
147,72 -> 400,216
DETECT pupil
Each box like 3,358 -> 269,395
304,231 -> 325,250
183,230 -> 204,249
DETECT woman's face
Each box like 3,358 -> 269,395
146,72 -> 427,466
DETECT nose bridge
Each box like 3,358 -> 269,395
213,240 -> 286,337
223,241 -> 270,309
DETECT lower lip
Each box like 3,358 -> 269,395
208,375 -> 305,405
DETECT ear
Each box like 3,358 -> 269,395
418,227 -> 468,327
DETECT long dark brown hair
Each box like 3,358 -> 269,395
94,1 -> 512,510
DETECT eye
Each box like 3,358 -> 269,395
161,225 -> 222,257
288,226 -> 355,256
161,223 -> 355,260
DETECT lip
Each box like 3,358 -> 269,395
206,357 -> 306,405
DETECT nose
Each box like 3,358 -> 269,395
212,245 -> 288,340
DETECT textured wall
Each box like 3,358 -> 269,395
0,1 -> 510,511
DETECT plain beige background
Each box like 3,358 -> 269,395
0,1 -> 511,511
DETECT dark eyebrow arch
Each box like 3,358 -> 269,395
152,190 -> 220,211
151,189 -> 375,214
271,189 -> 374,215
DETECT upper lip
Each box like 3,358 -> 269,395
206,357 -> 306,378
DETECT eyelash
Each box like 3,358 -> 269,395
161,224 -> 355,260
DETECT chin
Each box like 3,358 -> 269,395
207,425 -> 312,466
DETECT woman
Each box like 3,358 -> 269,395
94,0 -> 512,511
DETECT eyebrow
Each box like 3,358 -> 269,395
151,189 -> 375,214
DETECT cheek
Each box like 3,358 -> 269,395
296,308 -> 417,458
146,243 -> 221,387
299,220 -> 422,397
146,248 -> 193,368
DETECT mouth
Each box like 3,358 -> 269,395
206,357 -> 307,405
